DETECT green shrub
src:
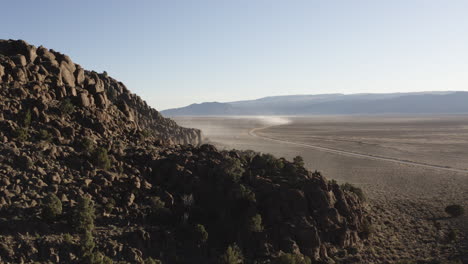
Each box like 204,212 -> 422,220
144,258 -> 162,264
222,157 -> 245,182
81,230 -> 95,255
446,229 -> 458,242
445,204 -> 464,218
63,233 -> 74,245
219,244 -> 243,264
100,254 -> 113,264
329,179 -> 338,185
75,197 -> 112,264
140,129 -> 152,139
193,224 -> 209,244
293,156 -> 305,167
150,196 -> 165,210
104,198 -> 116,214
273,253 -> 311,264
38,129 -> 52,142
59,98 -> 75,115
341,183 -> 366,201
19,109 -> 32,127
359,219 -> 374,239
282,163 -> 302,181
181,194 -> 194,208
76,198 -> 110,264
85,251 -> 113,264
251,153 -> 284,177
74,196 -> 95,233
13,127 -> 29,141
117,164 -> 124,175
42,193 -> 62,220
92,147 -> 111,170
347,247 -> 358,255
42,193 -> 62,221
78,137 -> 95,153
247,214 -> 263,232
233,184 -> 256,203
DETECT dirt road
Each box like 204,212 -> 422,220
249,125 -> 468,174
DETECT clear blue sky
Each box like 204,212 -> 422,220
3,0 -> 468,110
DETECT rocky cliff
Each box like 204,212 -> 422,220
0,39 -> 201,146
0,40 -> 368,264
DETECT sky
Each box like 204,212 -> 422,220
2,0 -> 468,110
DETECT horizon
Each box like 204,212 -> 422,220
164,90 -> 463,110
3,0 -> 468,110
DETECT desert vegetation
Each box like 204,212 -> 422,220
42,193 -> 62,221
445,205 -> 465,218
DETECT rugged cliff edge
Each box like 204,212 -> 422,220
0,40 -> 368,264
0,39 -> 201,146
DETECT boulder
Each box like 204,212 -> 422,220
0,64 -> 4,80
126,193 -> 135,206
12,54 -> 27,67
62,126 -> 75,138
42,61 -> 60,76
14,155 -> 33,170
294,224 -> 321,259
58,54 -> 76,72
124,248 -> 143,263
37,46 -> 57,64
0,39 -> 36,62
93,79 -> 105,93
47,172 -> 61,184
95,93 -> 108,108
60,63 -> 76,87
78,92 -> 90,107
55,85 -> 67,98
85,73 -> 105,93
12,68 -> 27,83
74,67 -> 85,85
67,85 -> 77,96
27,45 -> 37,63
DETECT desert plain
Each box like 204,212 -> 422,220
174,115 -> 468,263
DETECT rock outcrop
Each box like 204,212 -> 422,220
0,39 -> 201,146
0,40 -> 367,264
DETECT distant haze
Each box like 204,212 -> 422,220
161,91 -> 468,116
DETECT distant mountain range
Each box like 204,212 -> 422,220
161,91 -> 468,116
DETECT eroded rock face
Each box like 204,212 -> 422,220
0,39 -> 201,146
0,40 -> 367,263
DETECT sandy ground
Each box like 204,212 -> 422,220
173,115 -> 468,263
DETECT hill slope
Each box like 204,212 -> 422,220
0,39 -> 201,145
161,91 -> 467,116
0,40 -> 367,263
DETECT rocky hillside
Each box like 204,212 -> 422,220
0,40 -> 368,264
0,39 -> 201,145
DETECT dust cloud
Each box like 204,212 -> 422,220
251,116 -> 292,126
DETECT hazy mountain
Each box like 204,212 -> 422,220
161,91 -> 468,116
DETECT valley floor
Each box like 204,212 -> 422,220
174,115 -> 468,263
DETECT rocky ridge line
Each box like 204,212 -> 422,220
0,39 -> 201,146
